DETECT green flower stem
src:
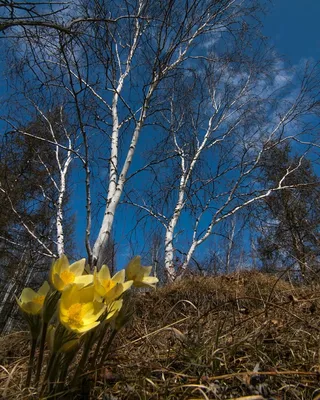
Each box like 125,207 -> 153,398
72,332 -> 94,385
35,321 -> 48,385
90,323 -> 108,370
58,363 -> 70,391
98,329 -> 117,370
43,290 -> 60,323
26,337 -> 37,387
44,352 -> 56,381
56,343 -> 79,395
40,351 -> 57,395
48,352 -> 61,394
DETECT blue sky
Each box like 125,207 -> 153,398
263,0 -> 320,64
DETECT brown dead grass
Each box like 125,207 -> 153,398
2,270 -> 320,399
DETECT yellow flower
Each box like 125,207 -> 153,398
94,265 -> 133,303
125,256 -> 158,288
50,254 -> 93,291
59,284 -> 105,334
17,281 -> 50,315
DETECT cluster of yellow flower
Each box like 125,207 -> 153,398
16,255 -> 158,392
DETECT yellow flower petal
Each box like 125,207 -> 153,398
125,256 -> 141,280
104,283 -> 123,303
69,259 -> 86,276
50,255 -> 69,288
133,279 -> 158,288
20,288 -> 37,303
93,267 -> 108,296
140,276 -> 158,284
58,254 -> 70,272
79,284 -> 95,303
84,313 -> 101,325
112,269 -> 125,283
61,285 -> 80,309
122,280 -> 133,292
38,281 -> 50,296
134,279 -> 158,288
81,302 -> 94,315
75,321 -> 100,334
74,274 -> 93,288
53,254 -> 69,275
99,265 -> 111,281
53,274 -> 67,291
142,266 -> 153,277
94,282 -> 106,297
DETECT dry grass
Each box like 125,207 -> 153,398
2,270 -> 320,399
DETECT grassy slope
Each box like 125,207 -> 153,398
1,270 -> 320,399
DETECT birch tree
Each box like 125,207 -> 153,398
1,104 -> 75,256
126,51 -> 320,280
0,106 -> 75,331
1,0 -> 265,269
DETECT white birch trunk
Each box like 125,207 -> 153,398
36,106 -> 73,256
164,115 -> 217,281
92,87 -> 154,267
56,150 -> 72,256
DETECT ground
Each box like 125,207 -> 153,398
1,270 -> 320,399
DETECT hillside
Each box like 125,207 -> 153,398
1,270 -> 320,399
